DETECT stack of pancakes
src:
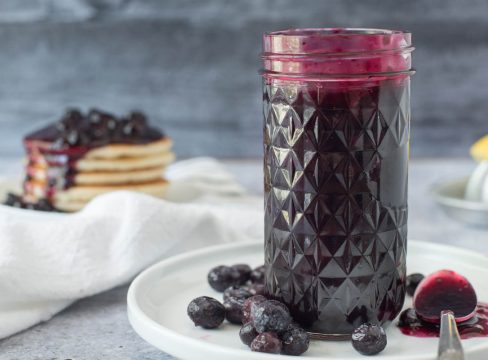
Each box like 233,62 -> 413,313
22,109 -> 174,212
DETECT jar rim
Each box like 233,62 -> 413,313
263,28 -> 412,55
265,28 -> 410,37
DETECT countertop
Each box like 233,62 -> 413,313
0,158 -> 487,360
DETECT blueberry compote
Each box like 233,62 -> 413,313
399,269 -> 488,339
20,108 -> 163,206
262,29 -> 414,335
398,304 -> 488,339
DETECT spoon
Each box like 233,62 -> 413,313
413,269 -> 477,360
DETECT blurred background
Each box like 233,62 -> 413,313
1,0 -> 488,160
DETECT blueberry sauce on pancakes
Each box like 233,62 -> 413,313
8,108 -> 174,212
25,109 -> 163,148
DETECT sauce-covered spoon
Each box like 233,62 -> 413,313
413,269 -> 477,360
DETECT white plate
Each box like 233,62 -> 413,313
127,241 -> 488,360
431,177 -> 488,226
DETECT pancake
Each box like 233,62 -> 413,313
16,109 -> 175,212
74,166 -> 166,185
76,151 -> 175,172
53,178 -> 169,205
84,138 -> 173,159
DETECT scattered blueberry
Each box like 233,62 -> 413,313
251,300 -> 292,334
232,264 -> 252,284
207,265 -> 241,292
35,199 -> 57,211
224,296 -> 246,324
406,273 -> 425,297
268,300 -> 290,313
223,286 -> 252,303
187,296 -> 225,329
281,326 -> 310,356
248,283 -> 266,296
4,193 -> 23,207
239,322 -> 259,346
249,265 -> 266,284
250,332 -> 282,354
189,263 -> 312,356
3,193 -> 57,212
351,323 -> 387,356
242,295 -> 267,324
398,308 -> 422,328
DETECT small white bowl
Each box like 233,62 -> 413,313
431,177 -> 488,227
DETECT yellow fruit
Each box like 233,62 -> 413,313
470,135 -> 488,161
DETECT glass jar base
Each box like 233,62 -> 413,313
308,332 -> 351,341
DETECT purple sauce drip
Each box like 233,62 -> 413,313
398,303 -> 488,339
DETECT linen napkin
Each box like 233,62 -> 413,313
0,157 -> 263,339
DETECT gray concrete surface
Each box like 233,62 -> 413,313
0,158 -> 487,359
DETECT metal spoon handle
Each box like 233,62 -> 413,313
438,310 -> 465,360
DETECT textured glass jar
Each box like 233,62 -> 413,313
262,28 -> 414,337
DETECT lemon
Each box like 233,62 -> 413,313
470,135 -> 488,161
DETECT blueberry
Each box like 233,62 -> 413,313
242,295 -> 267,324
24,202 -> 36,210
248,283 -> 266,296
239,322 -> 259,346
34,199 -> 56,212
4,193 -> 22,207
58,108 -> 82,130
3,194 -> 57,212
281,326 -> 310,356
250,332 -> 282,354
65,130 -> 80,146
187,296 -> 225,329
398,308 -> 422,328
223,286 -> 252,303
232,264 -> 252,284
251,300 -> 292,334
207,265 -> 241,292
249,265 -> 266,284
120,118 -> 136,137
268,300 -> 289,313
224,296 -> 245,324
64,108 -> 83,120
128,111 -> 148,133
91,124 -> 111,142
88,109 -> 114,124
88,109 -> 103,124
351,323 -> 387,356
406,273 -> 425,296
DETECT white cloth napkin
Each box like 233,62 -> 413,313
0,158 -> 263,339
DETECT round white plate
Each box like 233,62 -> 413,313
431,177 -> 488,227
127,241 -> 488,360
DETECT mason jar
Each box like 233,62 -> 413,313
262,28 -> 414,337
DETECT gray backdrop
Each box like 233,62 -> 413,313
1,0 -> 487,159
